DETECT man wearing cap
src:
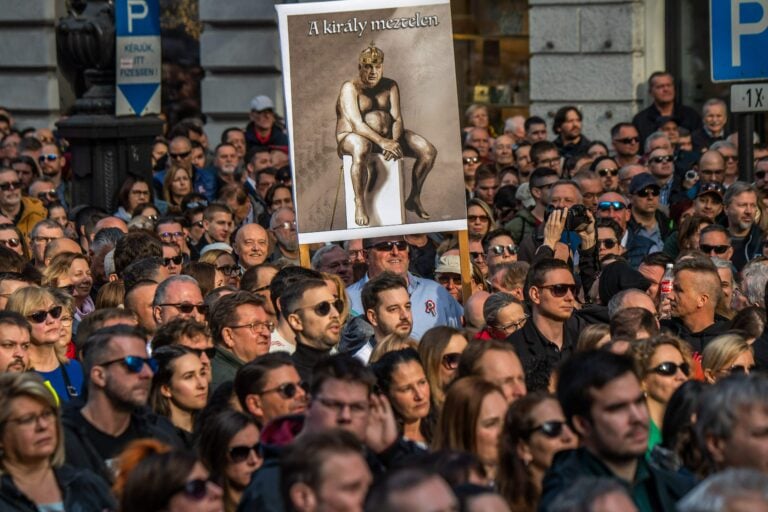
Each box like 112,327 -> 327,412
694,182 -> 725,221
346,235 -> 462,340
245,95 -> 289,153
336,44 -> 437,225
625,173 -> 673,267
434,253 -> 463,304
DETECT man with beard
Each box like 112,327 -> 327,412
553,106 -> 590,159
541,350 -> 694,511
311,244 -> 353,286
62,325 -> 180,485
0,311 -> 30,373
212,142 -> 241,188
336,44 -> 437,224
269,207 -> 299,265
724,182 -> 762,271
0,167 -> 46,237
37,142 -> 69,208
284,278 -> 343,382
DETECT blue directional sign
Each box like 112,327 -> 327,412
115,0 -> 161,116
711,0 -> 768,82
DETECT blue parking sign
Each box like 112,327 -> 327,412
115,0 -> 161,116
711,0 -> 768,82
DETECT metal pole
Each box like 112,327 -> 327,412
738,113 -> 755,182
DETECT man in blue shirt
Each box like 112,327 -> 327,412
346,235 -> 462,340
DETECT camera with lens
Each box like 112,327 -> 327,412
544,204 -> 591,231
685,169 -> 698,181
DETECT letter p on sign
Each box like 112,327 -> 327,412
127,0 -> 148,33
731,0 -> 768,66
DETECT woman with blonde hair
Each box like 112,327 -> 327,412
433,376 -> 507,484
368,334 -> 419,364
200,249 -> 241,288
321,271 -> 351,324
701,333 -> 755,383
575,323 -> 611,352
0,373 -> 115,510
7,287 -> 84,403
417,326 -> 468,410
42,252 -> 94,322
630,334 -> 692,452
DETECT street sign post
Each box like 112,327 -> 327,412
731,82 -> 767,112
710,0 -> 768,82
115,0 -> 161,117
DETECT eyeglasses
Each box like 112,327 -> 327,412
274,221 -> 296,230
650,361 -> 690,377
470,251 -> 486,260
463,156 -> 480,165
292,299 -> 344,317
528,420 -> 567,438
159,231 -> 185,241
37,190 -> 57,201
217,264 -> 241,277
614,137 -> 639,144
145,215 -> 158,222
490,244 -> 518,256
437,274 -> 461,286
60,316 -> 73,327
467,215 -> 490,223
315,396 -> 370,416
0,181 -> 20,191
157,303 -> 209,315
723,155 -> 738,162
228,443 -> 261,463
169,150 -> 191,160
728,364 -> 756,374
192,220 -> 205,228
598,239 -> 618,249
0,238 -> 21,248
635,187 -> 660,198
38,153 -> 58,163
539,284 -> 576,297
597,168 -> 619,178
6,409 -> 56,429
98,355 -> 159,373
26,306 -> 63,324
441,352 -> 462,370
163,255 -> 183,266
649,155 -> 674,164
537,157 -> 560,167
499,314 -> 529,332
260,381 -> 308,399
597,201 -> 627,211
700,244 -> 730,255
191,347 -> 217,360
228,320 -> 275,333
177,479 -> 215,501
368,240 -> 408,252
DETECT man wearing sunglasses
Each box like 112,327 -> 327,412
595,219 -> 625,261
0,167 -> 46,238
235,352 -> 307,428
661,257 -> 728,354
541,350 -> 694,511
209,291 -> 272,391
483,228 -> 518,274
596,192 -> 631,246
611,122 -> 641,167
645,147 -> 676,207
753,157 -> 768,195
698,225 -> 733,262
723,182 -> 763,271
625,173 -> 672,267
154,136 -> 217,203
152,275 -> 207,328
346,235 -> 462,341
63,325 -> 181,484
37,142 -> 69,209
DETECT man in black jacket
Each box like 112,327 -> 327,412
540,350 -> 694,512
62,325 -> 180,485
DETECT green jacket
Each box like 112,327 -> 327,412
211,346 -> 244,391
504,207 -> 538,244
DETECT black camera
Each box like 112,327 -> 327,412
544,204 -> 591,231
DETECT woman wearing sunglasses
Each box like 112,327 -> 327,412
0,373 -> 116,511
200,249 -> 241,288
42,252 -> 94,323
6,287 -> 84,403
198,410 -> 262,512
701,333 -> 755,383
119,440 -> 224,512
434,377 -> 507,484
0,223 -> 29,260
417,326 -> 468,411
163,242 -> 185,276
497,392 -> 577,511
150,345 -> 209,448
630,334 -> 692,453
372,348 -> 435,447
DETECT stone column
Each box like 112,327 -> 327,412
199,0 -> 283,144
528,0 -> 665,141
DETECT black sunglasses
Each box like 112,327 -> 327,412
614,137 -> 639,144
158,303 -> 209,315
260,381 -> 308,399
598,239 -> 618,249
98,355 -> 159,373
169,150 -> 191,160
539,284 -> 576,297
651,361 -> 690,377
27,306 -> 63,324
729,364 -> 756,374
635,187 -> 660,198
597,168 -> 618,178
441,352 -> 462,370
229,443 -> 261,463
529,420 -> 567,438
163,255 -> 183,266
470,251 -> 486,260
490,244 -> 518,256
650,155 -> 674,164
597,201 -> 627,211
191,347 -> 217,360
217,264 -> 241,277
700,244 -> 730,255
0,181 -> 21,192
293,299 -> 344,317
368,240 -> 408,252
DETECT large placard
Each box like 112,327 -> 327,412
276,0 -> 467,243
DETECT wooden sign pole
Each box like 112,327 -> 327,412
299,244 -> 311,268
457,229 -> 472,304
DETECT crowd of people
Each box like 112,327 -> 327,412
1,70 -> 768,512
